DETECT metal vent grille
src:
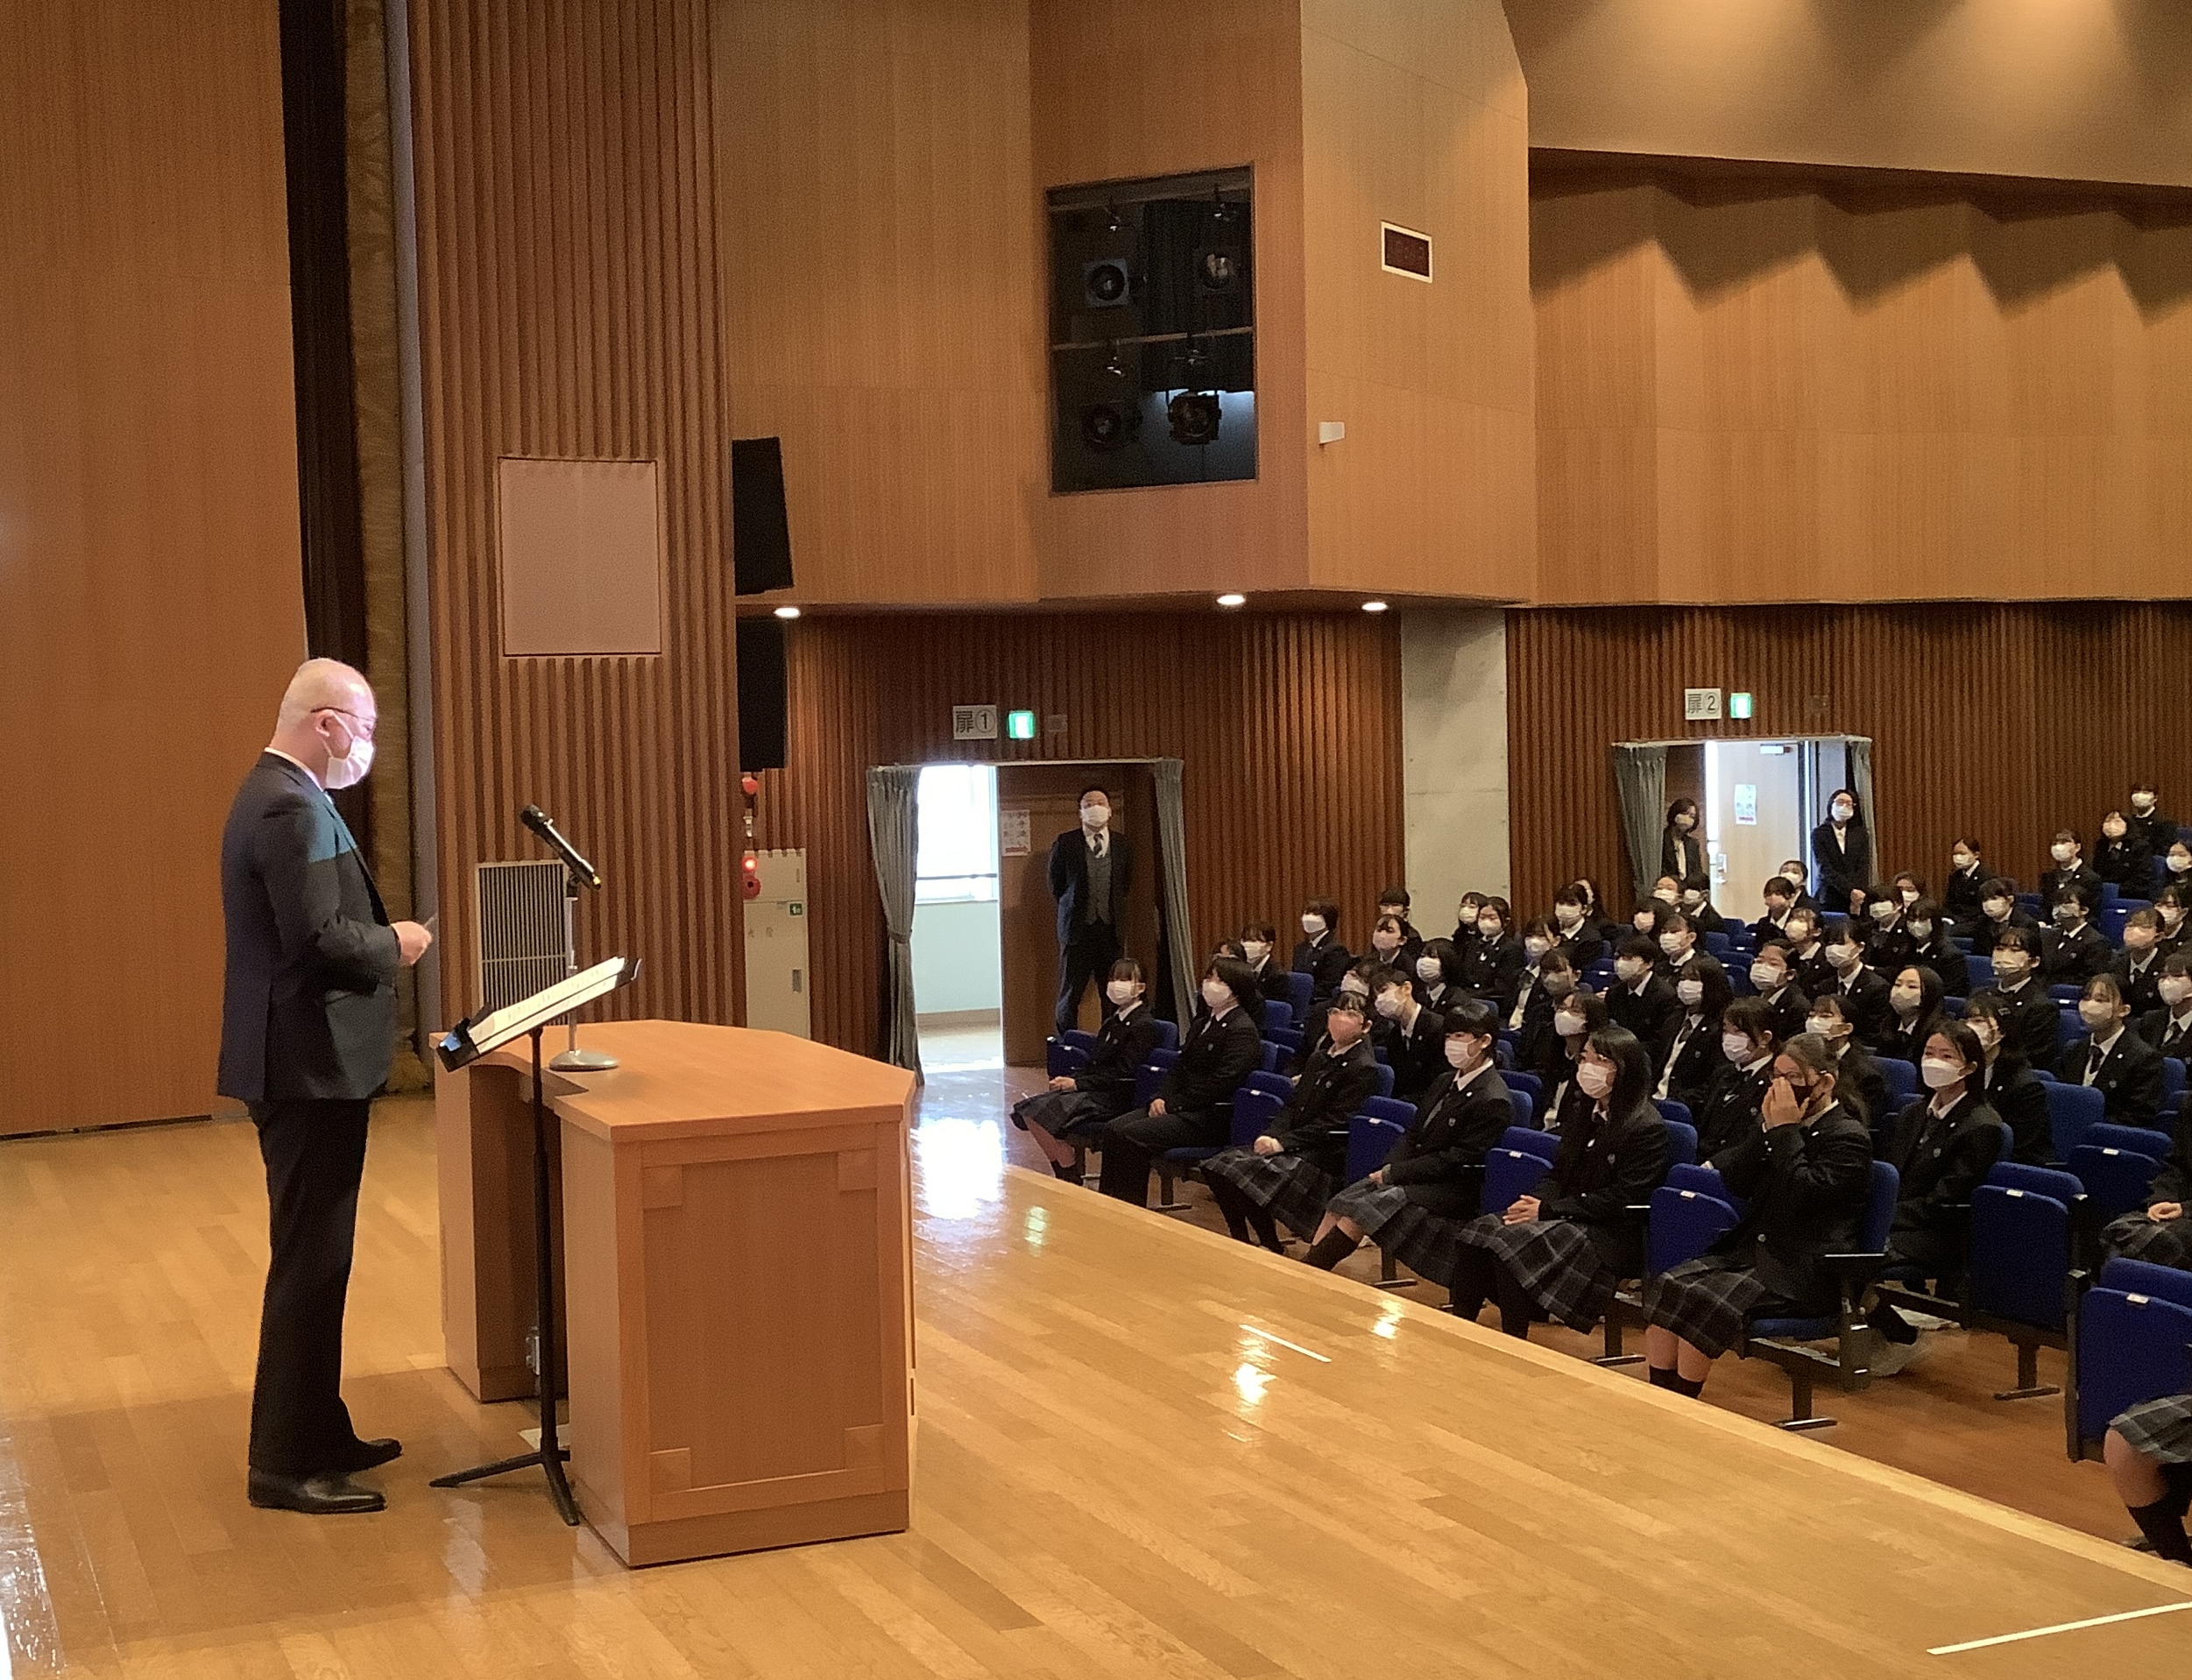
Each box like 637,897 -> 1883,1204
475,860 -> 569,1013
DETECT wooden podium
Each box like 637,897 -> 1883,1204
435,1019 -> 916,1566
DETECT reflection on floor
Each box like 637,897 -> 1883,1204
916,1013 -> 1003,1073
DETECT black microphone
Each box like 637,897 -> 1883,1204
520,804 -> 603,889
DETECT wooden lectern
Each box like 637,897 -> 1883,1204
436,1019 -> 916,1566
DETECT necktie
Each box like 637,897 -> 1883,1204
2086,1043 -> 2104,1086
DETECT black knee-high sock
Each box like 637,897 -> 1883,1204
1304,1229 -> 1360,1269
1446,1246 -> 1494,1320
2128,1498 -> 2192,1564
1646,1365 -> 1705,1397
1246,1203 -> 1284,1253
1206,1178 -> 1255,1243
1646,1364 -> 1677,1387
1491,1264 -> 1538,1338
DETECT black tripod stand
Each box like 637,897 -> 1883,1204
430,1024 -> 580,1526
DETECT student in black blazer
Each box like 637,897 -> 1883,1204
2041,829 -> 2104,914
1969,928 -> 2061,1067
1365,912 -> 1412,971
1750,875 -> 1800,948
1859,883 -> 1914,977
1047,787 -> 1133,1037
1745,941 -> 1812,1048
1606,935 -> 1680,1048
1098,957 -> 1265,1206
1661,797 -> 1706,887
1290,898 -> 1354,1010
1676,874 -> 1726,938
1811,789 -> 1872,919
2113,909 -> 2169,1019
1643,1032 -> 1874,1395
1288,959 -> 1381,1075
1411,937 -> 1465,1013
1237,921 -> 1284,1018
1901,900 -> 1970,995
1570,877 -> 1622,949
2138,953 -> 2192,1062
1816,923 -> 1892,1049
1016,959 -> 1170,1178
1943,840 -> 1990,931
2095,811 -> 2154,898
1506,921 -> 1557,1032
1538,987 -> 1610,1129
219,660 -> 434,1515
1867,1021 -> 2009,1366
1693,999 -> 1782,1160
2056,974 -> 2166,1127
1375,886 -> 1425,964
1449,891 -> 1488,952
2158,887 -> 2192,963
1458,897 -> 1524,1008
1971,878 -> 2040,956
1552,886 -> 1607,971
2161,844 -> 2192,904
1371,968 -> 1447,1103
1784,907 -> 1836,999
1655,955 -> 1731,1112
1308,1000 -> 1514,1272
1875,964 -> 1948,1069
1962,993 -> 2054,1165
2127,783 -> 2175,870
2042,886 -> 2114,987
1803,995 -> 1892,1137
1517,953 -> 1581,1089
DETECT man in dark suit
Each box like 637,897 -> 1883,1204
220,660 -> 432,1515
1047,785 -> 1131,1037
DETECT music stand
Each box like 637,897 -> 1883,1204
430,955 -> 640,1525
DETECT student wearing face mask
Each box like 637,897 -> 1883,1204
1457,897 -> 1524,1008
1655,955 -> 1731,1111
2040,829 -> 2102,914
1441,1027 -> 1670,1340
1970,877 -> 2040,956
1366,912 -> 1411,974
1875,964 -> 1947,1069
1650,874 -> 1685,909
1290,957 -> 1383,1076
2160,841 -> 2192,901
1306,1001 -> 1512,1275
1677,873 -> 1726,937
1642,1033 -> 1872,1398
1606,935 -> 1679,1048
2157,886 -> 2192,961
1811,790 -> 1872,919
2113,909 -> 2168,1018
1015,959 -> 1169,1180
2137,952 -> 2192,1061
1235,921 -> 1282,1016
1817,923 -> 1891,1048
1550,885 -> 1606,971
1571,877 -> 1622,947
1375,886 -> 1424,960
1961,994 -> 2052,1165
1745,940 -> 1812,1048
1654,912 -> 1704,981
1693,999 -> 1781,1160
1778,859 -> 1819,911
1202,992 -> 1383,1251
1411,937 -> 1463,1011
1096,957 -> 1264,1207
1859,881 -> 1913,976
1291,898 -> 1354,1010
1450,892 -> 1488,954
1371,966 -> 1446,1102
2057,974 -> 2165,1126
1508,920 -> 1557,1031
2095,810 -> 2153,897
1966,927 -> 2059,1064
2126,783 -> 2176,876
1943,839 -> 1989,931
1803,995 -> 1891,1135
1541,990 -> 1611,1132
1517,949 -> 1580,1084
1900,899 -> 1969,996
1782,907 -> 1834,999
1047,786 -> 1134,1038
1662,798 -> 1705,886
1864,1021 -> 2008,1373
1750,875 -> 1800,947
1628,900 -> 1671,954
2041,885 -> 2113,988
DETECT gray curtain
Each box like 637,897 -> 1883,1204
1846,737 -> 1877,852
1151,758 -> 1196,1027
1609,744 -> 1668,904
866,765 -> 923,1076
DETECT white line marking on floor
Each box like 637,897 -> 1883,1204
1928,1599 -> 2192,1655
1239,1323 -> 1331,1363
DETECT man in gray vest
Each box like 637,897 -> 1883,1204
1047,785 -> 1133,1037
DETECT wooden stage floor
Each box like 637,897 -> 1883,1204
2,1092 -> 2188,1677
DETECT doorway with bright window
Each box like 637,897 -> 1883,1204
912,763 -> 1004,1071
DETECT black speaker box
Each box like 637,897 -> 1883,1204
731,436 -> 795,596
737,617 -> 788,772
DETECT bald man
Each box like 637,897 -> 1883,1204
218,659 -> 432,1514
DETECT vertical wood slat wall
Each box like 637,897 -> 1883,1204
407,0 -> 741,1029
754,611 -> 1405,1057
1506,604 -> 2192,921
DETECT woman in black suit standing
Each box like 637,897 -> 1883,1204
1662,798 -> 1706,888
1811,788 -> 1872,920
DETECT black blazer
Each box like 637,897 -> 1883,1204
1074,1003 -> 1169,1112
2040,862 -> 2102,913
2113,951 -> 2167,1020
1290,932 -> 1354,1009
1833,1042 -> 1893,1137
1264,1039 -> 1381,1176
1753,981 -> 1813,1050
1943,862 -> 1990,930
1160,1006 -> 1262,1113
1793,945 -> 1839,1001
2054,1029 -> 2166,1127
1607,971 -> 1679,1047
1661,829 -> 1705,886
218,752 -> 400,1103
1861,921 -> 1913,978
1047,828 -> 1130,946
1824,966 -> 1893,1049
1875,1008 -> 1943,1069
1380,1066 -> 1512,1217
1976,1055 -> 2052,1165
1237,953 -> 1283,1020
2095,835 -> 2154,892
1811,820 -> 1872,913
1905,937 -> 1970,997
2130,808 -> 2179,865
1553,926 -> 1607,971
1972,909 -> 2041,955
2136,1005 -> 2192,1062
2041,921 -> 2114,987
1654,1009 -> 1722,1112
1971,980 -> 2062,1067
1711,1101 -> 1874,1306
1881,1091 -> 2005,1238
1457,935 -> 1524,1009
1379,1002 -> 1448,1103
1693,1058 -> 1773,1161
1535,1099 -> 1670,1277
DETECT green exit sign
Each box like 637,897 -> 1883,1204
1729,692 -> 1754,719
788,902 -> 804,915
1005,709 -> 1037,740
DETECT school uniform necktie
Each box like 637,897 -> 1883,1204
2085,1044 -> 2104,1087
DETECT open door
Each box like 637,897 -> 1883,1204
995,763 -> 1162,1068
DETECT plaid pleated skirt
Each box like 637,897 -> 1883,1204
1642,1255 -> 1816,1361
2113,1394 -> 2192,1463
2102,1211 -> 2192,1273
1458,1215 -> 1622,1331
1013,1088 -> 1118,1140
1325,1181 -> 1474,1288
1204,1148 -> 1339,1240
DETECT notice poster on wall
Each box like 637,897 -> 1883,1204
1734,785 -> 1758,826
1000,809 -> 1032,858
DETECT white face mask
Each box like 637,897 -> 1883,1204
1969,1018 -> 2000,1050
1576,1061 -> 1614,1099
2127,928 -> 2157,952
1807,1015 -> 1839,1039
1920,1056 -> 1964,1091
1721,1032 -> 1751,1064
2161,977 -> 2192,1008
1993,952 -> 2028,979
1555,907 -> 1582,928
2173,856 -> 2192,874
1659,932 -> 1686,956
1524,936 -> 1551,960
1476,918 -> 1503,940
1632,913 -> 1655,933
1081,802 -> 1110,829
1554,1009 -> 1586,1039
323,728 -> 375,790
1200,978 -> 1232,1010
1831,802 -> 1854,822
1899,888 -> 1920,905
1614,956 -> 1646,983
2134,794 -> 2158,813
1241,940 -> 1269,962
1374,991 -> 1405,1019
1681,891 -> 1705,908
1983,899 -> 2011,921
2078,999 -> 2117,1032
1828,942 -> 1862,970
2165,905 -> 2188,926
1870,902 -> 1897,924
1106,979 -> 1139,1006
1653,889 -> 1679,905
1890,985 -> 1921,1016
1301,914 -> 1326,936
1416,956 -> 1443,982
2104,822 -> 2126,840
2050,843 -> 2075,864
1444,1037 -> 1481,1069
1750,961 -> 1784,991
1952,851 -> 1976,871
1907,920 -> 1934,942
1372,935 -> 1402,954
1340,976 -> 1369,998
1676,978 -> 1704,1007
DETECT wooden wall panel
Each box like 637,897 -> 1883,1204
1506,604 -> 2192,923
408,0 -> 742,1030
753,610 -> 1404,1057
0,2 -> 306,1132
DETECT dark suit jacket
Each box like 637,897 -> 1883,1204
1971,910 -> 2040,955
2054,1029 -> 2166,1126
1607,972 -> 1679,1047
1536,1100 -> 1670,1276
1661,829 -> 1706,886
1553,926 -> 1607,971
1653,1010 -> 1721,1112
1971,980 -> 2061,1067
2040,921 -> 2114,986
1906,938 -> 1970,997
1290,932 -> 1354,1009
1160,1006 -> 1262,1113
1047,828 -> 1130,946
1976,1055 -> 2051,1165
1381,1066 -> 1512,1217
1943,863 -> 1990,930
2040,862 -> 2102,913
1075,1003 -> 1169,1112
218,752 -> 400,1103
1712,1101 -> 1874,1306
1811,820 -> 1872,913
2095,836 -> 2154,892
1264,1039 -> 1381,1176
1379,1003 -> 1448,1103
2113,951 -> 2167,1020
2136,1005 -> 2192,1062
1754,981 -> 1812,1050
1694,1059 -> 1773,1161
1882,1092 -> 2006,1237
1457,934 -> 1524,1009
1825,966 -> 1892,1048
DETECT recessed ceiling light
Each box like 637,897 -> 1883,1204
773,605 -> 801,620
1216,592 -> 1247,608
1361,600 -> 1389,613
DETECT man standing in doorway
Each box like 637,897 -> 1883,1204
1049,784 -> 1133,1037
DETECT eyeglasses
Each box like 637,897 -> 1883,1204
314,706 -> 377,741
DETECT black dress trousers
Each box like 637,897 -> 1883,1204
1054,920 -> 1124,1038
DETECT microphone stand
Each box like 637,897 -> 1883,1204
550,869 -> 618,1073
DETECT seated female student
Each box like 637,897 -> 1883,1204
1571,877 -> 1622,949
2162,843 -> 2192,906
1778,858 -> 1818,911
1677,873 -> 1726,938
1371,964 -> 1446,1103
2042,884 -> 2113,988
1752,874 -> 1800,947
1203,993 -> 1382,1251
1458,897 -> 1524,1007
2114,909 -> 2168,1019
1292,898 -> 1354,1008
2103,1392 -> 2192,1567
1971,878 -> 2040,956
1305,1000 -> 1511,1274
1517,949 -> 1580,1084
1655,954 -> 1731,1113
2056,973 -> 2165,1127
1375,886 -> 1424,961
1015,959 -> 1170,1180
1943,840 -> 1989,930
1439,1025 -> 1669,1339
1540,989 -> 1611,1133
1450,891 -> 1488,954
1203,936 -> 1252,1022
2137,950 -> 2192,1061
1238,921 -> 1283,1016
1096,957 -> 1265,1207
1642,1031 -> 1873,1398
1961,992 -> 2052,1165
1783,907 -> 1834,999
1552,884 -> 1606,971
1411,937 -> 1464,1013
2095,809 -> 2154,897
1746,938 -> 1812,1048
1508,919 -> 1557,1031
1290,957 -> 1382,1075
1902,899 -> 1969,996
1860,882 -> 1913,977
1876,964 -> 1948,1069
1655,912 -> 1707,983
1970,926 -> 2061,1066
1366,911 -> 1411,971
2041,829 -> 2104,916
1864,1020 -> 2008,1373
1649,875 -> 1684,912
1802,994 -> 1891,1139
1663,796 -> 1706,888
1693,999 -> 1781,1160
2158,885 -> 2192,963
2100,1114 -> 2192,1274
2129,782 -> 2176,871
1816,921 -> 1892,1048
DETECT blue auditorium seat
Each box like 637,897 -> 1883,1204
2068,1258 -> 2192,1461
1740,1160 -> 1899,1429
2044,1082 -> 2106,1161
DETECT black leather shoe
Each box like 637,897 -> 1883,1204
247,1469 -> 386,1514
339,1436 -> 402,1472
